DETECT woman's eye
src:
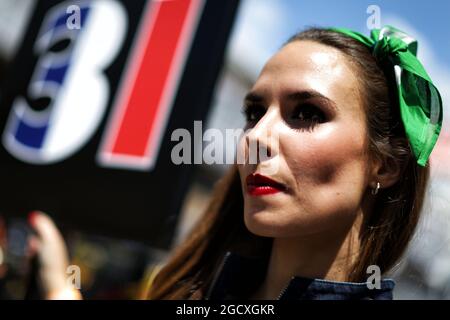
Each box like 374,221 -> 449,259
242,104 -> 265,122
292,104 -> 326,124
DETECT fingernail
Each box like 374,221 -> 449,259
28,211 -> 40,226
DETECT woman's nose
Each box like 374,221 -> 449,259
244,109 -> 279,164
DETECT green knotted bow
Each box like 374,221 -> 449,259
329,25 -> 443,166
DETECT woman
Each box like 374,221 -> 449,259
146,25 -> 442,300
30,26 -> 443,300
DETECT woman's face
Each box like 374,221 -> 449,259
237,40 -> 373,238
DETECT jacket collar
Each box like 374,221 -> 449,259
205,251 -> 395,300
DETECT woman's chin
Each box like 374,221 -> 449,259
243,208 -> 326,238
244,210 -> 294,237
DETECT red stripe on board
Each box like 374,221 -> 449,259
112,0 -> 191,156
100,0 -> 201,169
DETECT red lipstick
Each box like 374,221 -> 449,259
246,173 -> 286,196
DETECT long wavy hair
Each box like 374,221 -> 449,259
147,27 -> 430,299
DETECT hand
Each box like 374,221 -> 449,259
28,211 -> 81,300
0,216 -> 7,280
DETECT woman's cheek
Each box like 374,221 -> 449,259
283,125 -> 369,205
286,122 -> 366,169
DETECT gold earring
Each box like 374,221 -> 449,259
371,182 -> 381,195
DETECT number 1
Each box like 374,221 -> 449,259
98,0 -> 204,170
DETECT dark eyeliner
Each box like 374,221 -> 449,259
242,104 -> 265,122
292,103 -> 326,123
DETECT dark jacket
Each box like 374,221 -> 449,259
205,251 -> 395,300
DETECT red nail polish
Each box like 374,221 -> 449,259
28,211 -> 39,226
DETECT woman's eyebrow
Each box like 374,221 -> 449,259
286,91 -> 337,110
244,90 -> 337,111
243,92 -> 265,104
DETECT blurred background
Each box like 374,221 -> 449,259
0,0 -> 449,299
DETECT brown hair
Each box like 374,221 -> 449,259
148,27 -> 430,299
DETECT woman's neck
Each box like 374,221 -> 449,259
251,215 -> 363,300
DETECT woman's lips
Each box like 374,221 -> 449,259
246,173 -> 286,196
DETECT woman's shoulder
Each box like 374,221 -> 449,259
205,251 -> 395,300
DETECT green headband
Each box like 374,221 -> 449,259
329,25 -> 443,166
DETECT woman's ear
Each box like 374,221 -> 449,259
370,154 -> 402,190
